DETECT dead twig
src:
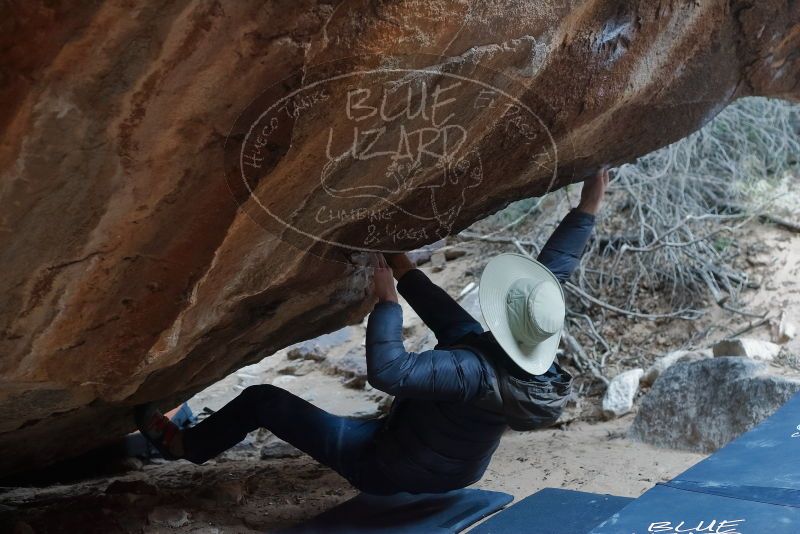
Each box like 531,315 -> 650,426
727,315 -> 772,339
567,311 -> 612,355
458,232 -> 541,255
562,328 -> 609,385
718,203 -> 800,234
564,282 -> 703,321
512,238 -> 538,257
720,303 -> 768,319
760,213 -> 800,233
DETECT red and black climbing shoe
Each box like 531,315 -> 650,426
134,404 -> 182,460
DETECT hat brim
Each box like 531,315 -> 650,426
479,253 -> 564,375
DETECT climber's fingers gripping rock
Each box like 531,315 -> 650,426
372,253 -> 399,303
578,166 -> 611,215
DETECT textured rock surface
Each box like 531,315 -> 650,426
1,1 -> 799,474
630,357 -> 800,453
641,349 -> 711,386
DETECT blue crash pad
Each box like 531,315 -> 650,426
666,390 -> 800,505
470,488 -> 633,534
590,391 -> 800,532
281,488 -> 513,534
590,484 -> 800,533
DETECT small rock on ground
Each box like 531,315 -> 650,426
712,337 -> 781,361
776,314 -> 797,343
147,507 -> 190,528
286,327 -> 360,362
602,368 -> 644,419
431,251 -> 447,272
324,349 -> 368,389
444,248 -> 467,260
260,440 -> 303,460
277,361 -> 315,377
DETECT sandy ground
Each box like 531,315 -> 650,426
0,417 -> 704,533
3,217 -> 799,533
0,312 -> 707,533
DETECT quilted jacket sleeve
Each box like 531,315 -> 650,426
396,269 -> 483,347
365,301 -> 492,401
536,208 -> 596,282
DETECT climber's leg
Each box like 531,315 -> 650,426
181,384 -> 382,478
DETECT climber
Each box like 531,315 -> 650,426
135,167 -> 610,495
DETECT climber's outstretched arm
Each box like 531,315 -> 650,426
537,167 -> 609,282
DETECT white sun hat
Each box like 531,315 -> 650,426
479,253 -> 565,375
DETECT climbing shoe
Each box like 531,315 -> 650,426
134,403 -> 182,460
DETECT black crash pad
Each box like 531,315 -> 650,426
470,488 -> 633,534
281,488 -> 513,533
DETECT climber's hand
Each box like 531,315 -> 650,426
383,253 -> 416,281
578,166 -> 610,215
372,254 -> 399,303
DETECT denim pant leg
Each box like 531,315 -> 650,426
182,384 -> 383,485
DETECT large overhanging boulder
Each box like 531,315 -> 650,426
0,1 -> 797,476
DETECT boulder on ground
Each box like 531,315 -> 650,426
712,337 -> 781,361
602,368 -> 644,419
642,349 -> 712,386
630,357 -> 800,453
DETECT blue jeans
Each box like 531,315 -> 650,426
182,384 -> 392,493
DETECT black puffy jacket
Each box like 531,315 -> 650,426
364,209 -> 594,493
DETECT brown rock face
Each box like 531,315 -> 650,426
0,1 -> 797,475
